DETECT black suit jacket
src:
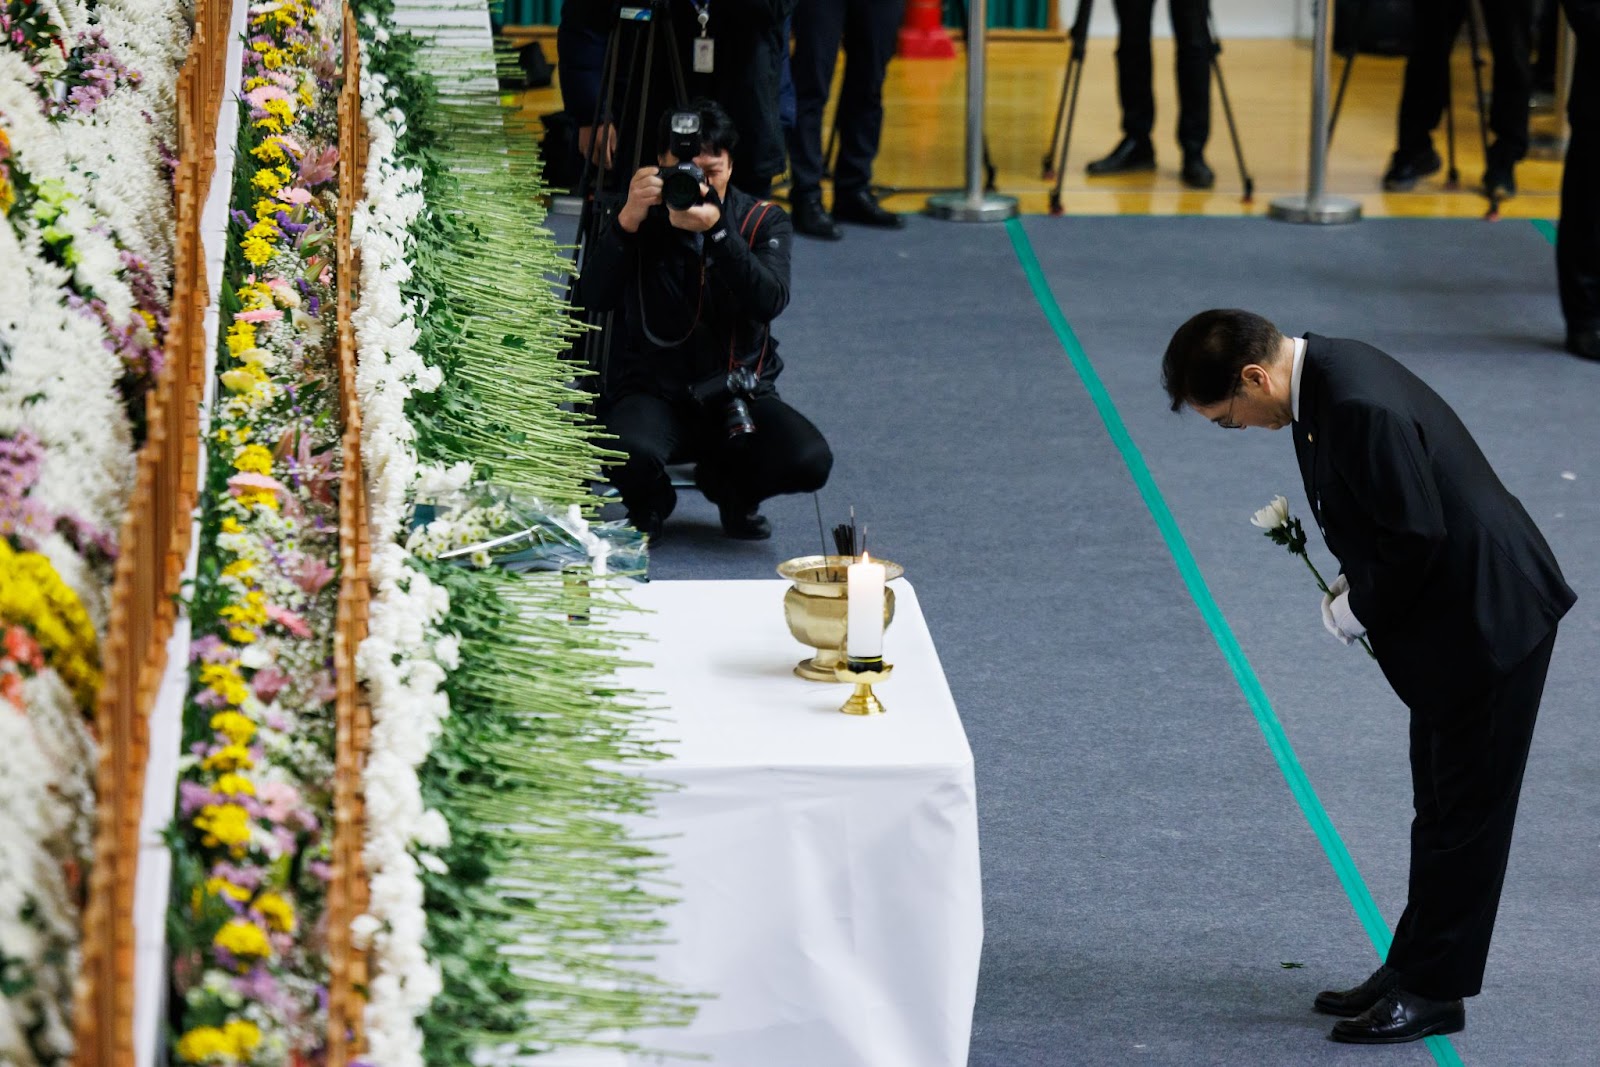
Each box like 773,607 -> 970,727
1293,335 -> 1575,711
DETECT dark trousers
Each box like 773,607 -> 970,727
603,391 -> 833,524
1384,629 -> 1557,999
1396,0 -> 1533,163
787,0 -> 907,197
1112,0 -> 1213,153
1559,27 -> 1600,332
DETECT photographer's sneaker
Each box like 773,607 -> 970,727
718,504 -> 772,540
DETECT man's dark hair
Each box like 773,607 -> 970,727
1161,309 -> 1286,412
657,98 -> 739,158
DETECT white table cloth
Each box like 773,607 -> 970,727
597,578 -> 983,1067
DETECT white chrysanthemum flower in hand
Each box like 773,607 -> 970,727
1250,494 -> 1291,531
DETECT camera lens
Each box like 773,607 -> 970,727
724,398 -> 756,440
662,168 -> 703,211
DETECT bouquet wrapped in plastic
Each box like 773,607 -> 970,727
406,483 -> 647,576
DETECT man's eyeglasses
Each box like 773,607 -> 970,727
1213,388 -> 1242,430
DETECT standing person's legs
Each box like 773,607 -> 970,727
1114,0 -> 1158,142
1478,0 -> 1534,183
601,392 -> 686,538
787,0 -> 847,202
1384,632 -> 1556,1000
1388,0 -> 1468,185
1559,26 -> 1600,356
831,0 -> 908,196
1087,0 -> 1159,174
1168,0 -> 1213,156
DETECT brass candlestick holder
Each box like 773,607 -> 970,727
778,555 -> 903,681
835,657 -> 893,716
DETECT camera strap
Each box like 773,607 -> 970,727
729,200 -> 776,377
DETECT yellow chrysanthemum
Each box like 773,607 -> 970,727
223,1020 -> 262,1056
232,444 -> 274,476
175,1025 -> 232,1063
0,541 -> 102,707
204,877 -> 252,903
259,49 -> 286,71
228,627 -> 258,645
213,918 -> 272,961
214,772 -> 256,797
226,320 -> 257,354
194,803 -> 253,851
210,711 -> 257,745
199,663 -> 250,707
241,235 -> 275,266
221,559 -> 256,580
252,892 -> 296,933
251,137 -> 285,163
251,167 -> 283,195
220,516 -> 245,535
202,744 -> 254,773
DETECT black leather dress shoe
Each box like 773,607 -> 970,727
1567,327 -> 1600,361
1482,158 -> 1517,200
1313,964 -> 1402,1017
1382,147 -> 1443,191
718,503 -> 772,540
1330,990 -> 1465,1044
832,188 -> 904,229
790,191 -> 843,240
1180,153 -> 1215,190
1086,136 -> 1156,176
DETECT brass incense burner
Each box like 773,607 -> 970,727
777,555 -> 903,682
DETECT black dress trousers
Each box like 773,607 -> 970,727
1111,0 -> 1213,154
787,0 -> 907,198
1384,631 -> 1558,999
1396,0 -> 1533,163
1558,4 -> 1600,334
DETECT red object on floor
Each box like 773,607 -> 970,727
898,0 -> 956,58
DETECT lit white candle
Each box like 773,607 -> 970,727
846,552 -> 886,660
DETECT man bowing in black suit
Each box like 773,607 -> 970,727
1161,309 -> 1576,1045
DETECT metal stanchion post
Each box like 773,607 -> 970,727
1269,0 -> 1361,224
927,0 -> 1017,222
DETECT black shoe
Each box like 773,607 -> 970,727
1567,328 -> 1600,361
1382,147 -> 1443,191
1086,136 -> 1156,176
1330,990 -> 1465,1044
832,188 -> 904,229
1180,153 -> 1215,190
1482,159 -> 1517,200
718,503 -> 772,540
790,191 -> 843,240
1313,964 -> 1402,1017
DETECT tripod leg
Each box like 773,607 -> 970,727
1050,57 -> 1085,215
1328,0 -> 1369,147
1444,57 -> 1459,186
1043,40 -> 1076,179
1462,0 -> 1497,214
1206,18 -> 1255,203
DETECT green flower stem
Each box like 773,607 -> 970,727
1295,549 -> 1376,660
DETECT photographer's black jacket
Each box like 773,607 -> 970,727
577,185 -> 792,399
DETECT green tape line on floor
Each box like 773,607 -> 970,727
1004,217 -> 1464,1067
1533,219 -> 1557,245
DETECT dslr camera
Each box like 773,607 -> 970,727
688,365 -> 759,441
659,110 -> 710,210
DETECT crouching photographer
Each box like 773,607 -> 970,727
577,99 -> 833,542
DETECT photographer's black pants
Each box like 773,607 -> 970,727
1112,0 -> 1213,154
1395,0 -> 1532,164
603,391 -> 834,527
788,0 -> 907,198
1559,21 -> 1600,333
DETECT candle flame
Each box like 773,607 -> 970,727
861,551 -> 870,563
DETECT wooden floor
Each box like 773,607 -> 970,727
517,37 -> 1569,219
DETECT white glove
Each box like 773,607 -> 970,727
1319,574 -> 1365,645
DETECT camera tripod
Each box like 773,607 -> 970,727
1039,0 -> 1254,214
1327,0 -> 1499,215
565,1 -> 692,399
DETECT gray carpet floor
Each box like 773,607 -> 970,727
561,211 -> 1600,1066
